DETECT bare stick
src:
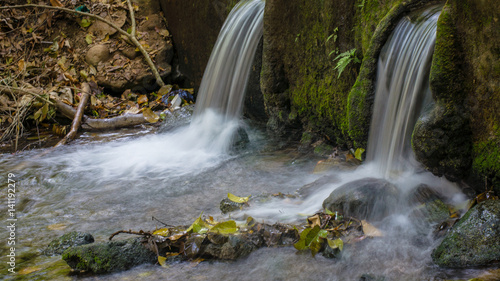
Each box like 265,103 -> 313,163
109,230 -> 151,241
54,83 -> 91,147
0,85 -> 54,105
0,3 -> 165,87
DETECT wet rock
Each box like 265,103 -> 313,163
297,174 -> 340,197
43,231 -> 94,256
86,44 -> 110,67
62,237 -> 156,274
220,198 -> 244,214
358,274 -> 386,281
230,127 -> 250,153
322,178 -> 399,221
408,184 -> 450,225
432,200 -> 500,268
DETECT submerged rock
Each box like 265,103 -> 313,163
43,231 -> 94,256
408,184 -> 450,226
62,238 -> 156,274
322,178 -> 399,221
432,200 -> 500,268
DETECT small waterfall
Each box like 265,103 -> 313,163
193,0 -> 265,119
367,7 -> 441,178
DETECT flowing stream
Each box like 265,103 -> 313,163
0,2 -> 489,281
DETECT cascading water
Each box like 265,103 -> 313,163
367,7 -> 440,178
193,0 -> 265,119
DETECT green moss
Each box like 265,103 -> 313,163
473,128 -> 500,191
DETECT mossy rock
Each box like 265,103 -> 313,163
432,200 -> 500,268
62,237 -> 156,274
43,231 -> 94,256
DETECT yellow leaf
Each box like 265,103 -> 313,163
137,94 -> 148,105
361,220 -> 383,237
153,228 -> 170,237
158,256 -> 168,268
85,34 -> 93,45
19,266 -> 42,275
18,59 -> 25,72
228,193 -> 250,203
354,148 -> 365,161
210,220 -> 238,234
327,238 -> 344,251
142,108 -> 159,123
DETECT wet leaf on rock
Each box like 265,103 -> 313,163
228,193 -> 250,203
326,238 -> 343,251
142,108 -> 159,123
354,148 -> 365,161
158,256 -> 168,268
361,220 -> 383,237
153,228 -> 170,237
210,220 -> 237,234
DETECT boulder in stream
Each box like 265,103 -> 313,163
43,231 -> 94,256
432,200 -> 500,268
62,237 -> 156,274
322,178 -> 399,221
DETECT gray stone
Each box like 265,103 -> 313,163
432,200 -> 500,268
322,178 -> 399,221
86,44 -> 110,67
43,231 -> 94,256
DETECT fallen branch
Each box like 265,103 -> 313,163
109,230 -> 151,241
54,82 -> 91,147
0,85 -> 54,105
0,1 -> 165,87
54,99 -> 153,130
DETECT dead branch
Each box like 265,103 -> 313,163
0,2 -> 165,87
54,99 -> 154,130
109,230 -> 151,241
0,85 -> 54,105
54,82 -> 91,147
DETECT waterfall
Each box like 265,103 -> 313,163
367,7 -> 441,178
193,0 -> 265,119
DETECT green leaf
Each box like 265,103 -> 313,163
325,208 -> 334,215
327,238 -> 344,251
294,227 -> 311,250
354,148 -> 365,161
210,220 -> 237,234
80,18 -> 92,28
85,34 -> 93,45
228,193 -> 250,203
186,213 -> 209,234
152,228 -> 170,237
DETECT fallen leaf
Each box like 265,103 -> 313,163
210,220 -> 237,234
49,0 -> 64,7
19,266 -> 42,275
228,193 -> 250,203
307,214 -> 321,228
47,223 -> 67,230
158,256 -> 168,268
85,34 -> 93,45
137,94 -> 148,105
354,148 -> 365,161
153,228 -> 170,237
327,238 -> 344,251
361,220 -> 383,237
142,108 -> 159,123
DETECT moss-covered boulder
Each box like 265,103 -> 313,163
322,178 -> 399,221
43,231 -> 94,256
412,0 -> 500,194
432,200 -> 500,268
62,238 -> 156,274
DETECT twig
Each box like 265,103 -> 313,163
109,229 -> 151,241
0,3 -> 165,87
54,82 -> 91,147
152,216 -> 175,227
0,85 -> 53,105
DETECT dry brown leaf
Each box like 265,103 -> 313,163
361,220 -> 383,237
49,0 -> 64,7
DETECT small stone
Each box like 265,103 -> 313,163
86,44 -> 110,67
